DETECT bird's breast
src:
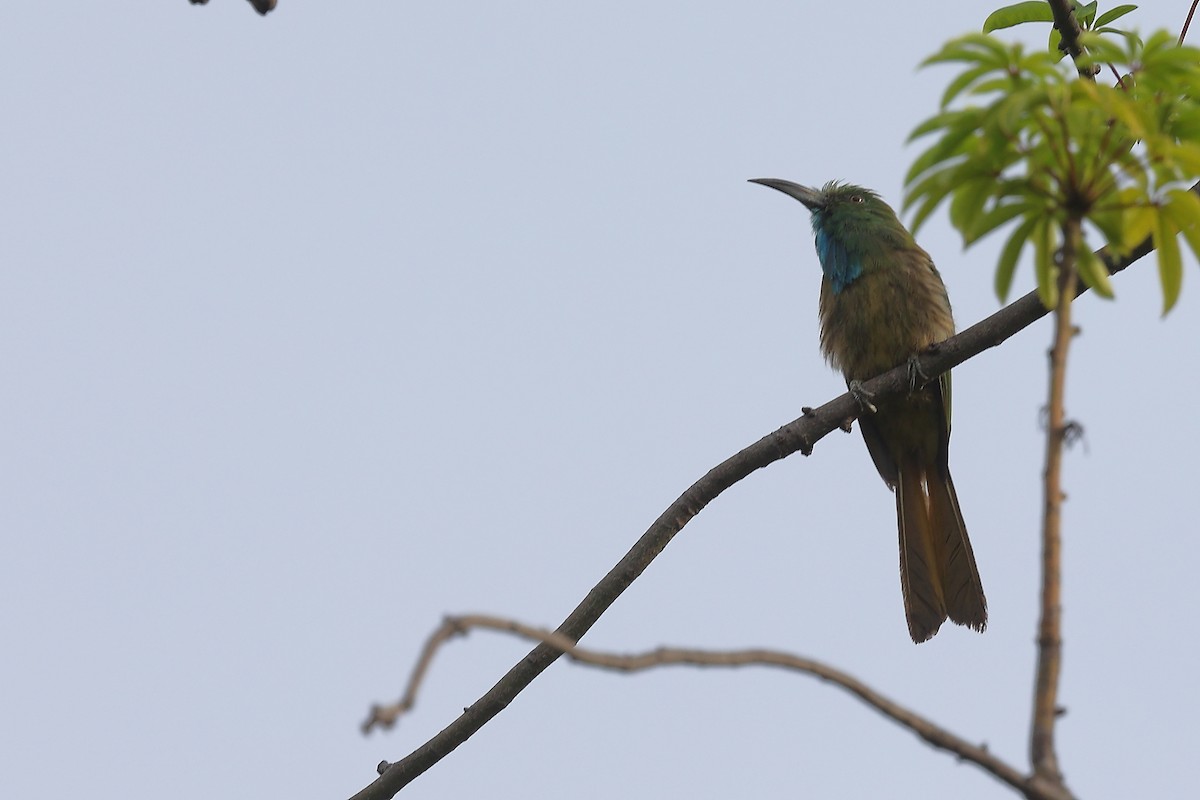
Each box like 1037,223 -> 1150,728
818,259 -> 955,382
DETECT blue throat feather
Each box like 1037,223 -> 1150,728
811,211 -> 862,293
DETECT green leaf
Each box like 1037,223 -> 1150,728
995,213 -> 1040,301
922,35 -> 1010,68
904,122 -> 975,187
907,182 -> 953,235
1093,4 -> 1137,28
996,86 -> 1049,134
1089,207 -> 1125,246
1155,210 -> 1183,314
1141,39 -> 1200,73
983,1 -> 1054,32
968,199 -> 1034,244
905,160 -> 960,210
1091,27 -> 1142,49
1122,204 -> 1157,252
1163,189 -> 1200,273
1100,91 -> 1149,139
907,108 -> 977,143
1167,106 -> 1200,142
1076,247 -> 1115,297
969,76 -> 1027,97
1035,217 -> 1059,309
1165,142 -> 1200,176
1078,32 -> 1132,63
1048,26 -> 1065,60
949,178 -> 993,237
940,63 -> 996,108
1076,1 -> 1098,28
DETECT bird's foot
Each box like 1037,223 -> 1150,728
847,380 -> 877,414
906,355 -> 930,392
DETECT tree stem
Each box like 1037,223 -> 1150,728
1030,216 -> 1079,786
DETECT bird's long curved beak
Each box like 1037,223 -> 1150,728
748,178 -> 821,210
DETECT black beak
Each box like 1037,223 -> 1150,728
748,178 -> 822,211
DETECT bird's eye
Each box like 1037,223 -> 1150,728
850,195 -> 864,203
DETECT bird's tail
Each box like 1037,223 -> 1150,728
897,464 -> 987,643
928,468 -> 988,632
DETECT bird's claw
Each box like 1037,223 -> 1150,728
906,355 -> 930,392
848,380 -> 877,415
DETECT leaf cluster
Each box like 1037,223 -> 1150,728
905,15 -> 1200,312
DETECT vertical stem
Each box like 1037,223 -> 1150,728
1030,216 -> 1079,785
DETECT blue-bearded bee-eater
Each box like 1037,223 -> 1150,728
751,178 -> 987,643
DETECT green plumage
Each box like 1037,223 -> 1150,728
752,179 -> 987,642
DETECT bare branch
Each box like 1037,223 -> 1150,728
369,615 -> 1078,800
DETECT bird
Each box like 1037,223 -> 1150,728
750,178 -> 986,643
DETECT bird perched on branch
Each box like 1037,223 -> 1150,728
750,178 -> 986,643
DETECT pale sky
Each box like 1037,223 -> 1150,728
3,2 -> 1197,798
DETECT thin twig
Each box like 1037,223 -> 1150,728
1107,63 -> 1126,90
361,618 -> 468,733
371,615 -> 1043,794
1181,0 -> 1199,45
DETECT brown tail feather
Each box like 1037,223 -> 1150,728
927,469 -> 987,631
896,464 -> 947,643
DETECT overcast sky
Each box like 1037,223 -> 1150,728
4,2 -> 1197,799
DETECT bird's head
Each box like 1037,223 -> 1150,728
749,178 -> 911,293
